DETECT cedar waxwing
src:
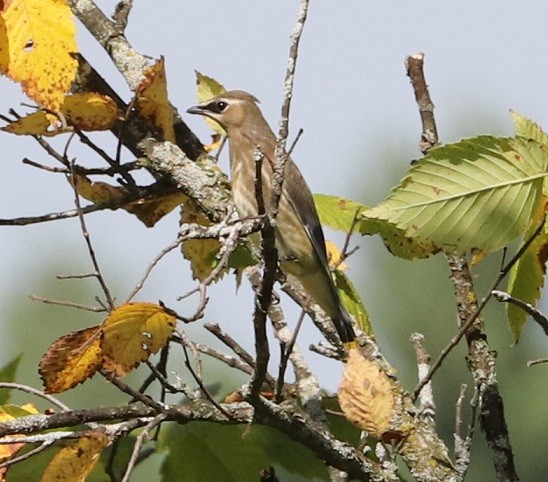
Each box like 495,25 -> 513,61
187,90 -> 356,343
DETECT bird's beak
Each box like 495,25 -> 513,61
186,105 -> 205,115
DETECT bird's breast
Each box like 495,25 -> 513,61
230,145 -> 314,267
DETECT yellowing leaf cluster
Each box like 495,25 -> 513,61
0,0 -> 78,113
39,302 -> 176,393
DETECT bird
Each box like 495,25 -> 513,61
187,90 -> 356,344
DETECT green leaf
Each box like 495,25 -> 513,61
159,422 -> 327,481
359,214 -> 437,259
314,194 -> 366,232
511,111 -> 548,196
511,111 -> 548,148
506,219 -> 548,341
0,355 -> 21,404
365,136 -> 548,253
333,270 -> 372,335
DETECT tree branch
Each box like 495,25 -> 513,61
406,51 -> 520,481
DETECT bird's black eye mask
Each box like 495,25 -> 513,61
203,100 -> 228,114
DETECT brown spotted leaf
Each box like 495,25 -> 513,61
135,57 -> 175,142
0,0 -> 78,112
39,326 -> 102,393
40,431 -> 110,482
338,348 -> 396,437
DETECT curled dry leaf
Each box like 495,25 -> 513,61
337,348 -> 396,438
135,56 -> 176,142
39,326 -> 103,394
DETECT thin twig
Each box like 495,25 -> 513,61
0,383 -> 70,412
69,163 -> 115,309
126,237 -> 184,302
410,333 -> 435,418
275,310 -> 305,402
413,219 -> 545,399
180,342 -> 232,419
492,289 -> 548,336
29,294 -> 107,312
101,371 -> 164,411
527,357 -> 548,367
121,414 -> 165,482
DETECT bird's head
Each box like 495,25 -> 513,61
186,90 -> 262,133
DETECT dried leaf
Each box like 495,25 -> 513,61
39,326 -> 103,393
72,174 -> 186,227
101,302 -> 176,376
338,349 -> 396,437
0,0 -> 78,112
136,57 -> 175,142
40,431 -> 110,482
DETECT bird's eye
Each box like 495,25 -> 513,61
215,101 -> 227,111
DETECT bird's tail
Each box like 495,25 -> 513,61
285,261 -> 357,344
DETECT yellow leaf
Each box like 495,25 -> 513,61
194,71 -> 226,137
0,0 -> 78,113
39,326 -> 103,394
72,174 -> 123,204
2,93 -> 118,135
40,431 -> 110,482
181,199 -> 227,282
338,348 -> 396,437
61,93 -> 118,131
124,190 -> 188,228
0,404 -> 39,479
325,240 -> 347,271
136,57 -> 175,142
71,174 -> 186,227
204,133 -> 223,153
101,302 -> 176,376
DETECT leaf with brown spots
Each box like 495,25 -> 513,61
39,326 -> 103,393
0,0 -> 78,113
40,431 -> 110,482
135,57 -> 175,142
338,348 -> 396,437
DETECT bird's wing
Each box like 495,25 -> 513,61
283,159 -> 333,275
